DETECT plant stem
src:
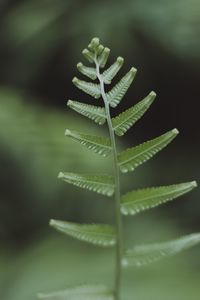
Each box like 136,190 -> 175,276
95,58 -> 123,300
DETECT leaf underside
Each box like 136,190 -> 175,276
50,220 -> 116,247
120,181 -> 197,215
118,129 -> 179,173
106,68 -> 137,108
122,233 -> 200,267
58,172 -> 115,197
65,129 -> 111,157
67,100 -> 106,125
38,284 -> 114,300
112,91 -> 156,136
72,77 -> 101,99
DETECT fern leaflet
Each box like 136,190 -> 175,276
98,47 -> 111,68
112,91 -> 156,136
106,68 -> 137,108
118,129 -> 179,173
102,57 -> 124,84
58,172 -> 114,196
77,62 -> 97,80
50,220 -> 116,247
72,77 -> 101,99
65,129 -> 111,157
67,100 -> 106,125
82,48 -> 95,63
122,233 -> 200,267
120,181 -> 197,215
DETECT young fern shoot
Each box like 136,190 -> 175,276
38,38 -> 199,300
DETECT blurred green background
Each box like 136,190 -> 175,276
0,0 -> 200,299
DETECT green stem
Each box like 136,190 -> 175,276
95,58 -> 123,300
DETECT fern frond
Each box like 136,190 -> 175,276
72,77 -> 101,99
50,220 -> 116,247
122,233 -> 200,267
106,68 -> 137,108
98,47 -> 110,68
67,100 -> 106,125
120,181 -> 197,215
65,129 -> 111,157
58,172 -> 114,196
118,128 -> 179,173
77,63 -> 97,80
112,91 -> 156,136
102,57 -> 124,84
38,284 -> 114,300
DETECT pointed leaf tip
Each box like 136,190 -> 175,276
77,62 -> 83,68
65,129 -> 71,135
72,77 -> 78,84
192,180 -> 198,187
172,128 -> 179,134
130,67 -> 137,74
67,99 -> 73,106
57,171 -> 64,179
117,56 -> 124,64
107,67 -> 137,107
49,219 -> 56,227
150,91 -> 156,97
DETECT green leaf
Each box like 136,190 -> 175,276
102,57 -> 124,84
50,220 -> 116,247
88,37 -> 100,52
112,91 -> 156,136
67,100 -> 106,125
121,181 -> 197,215
72,77 -> 101,99
106,68 -> 137,108
118,128 -> 179,173
122,233 -> 200,267
65,129 -> 111,157
82,48 -> 95,63
58,172 -> 114,196
77,63 -> 97,80
98,47 -> 110,68
38,284 -> 114,300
